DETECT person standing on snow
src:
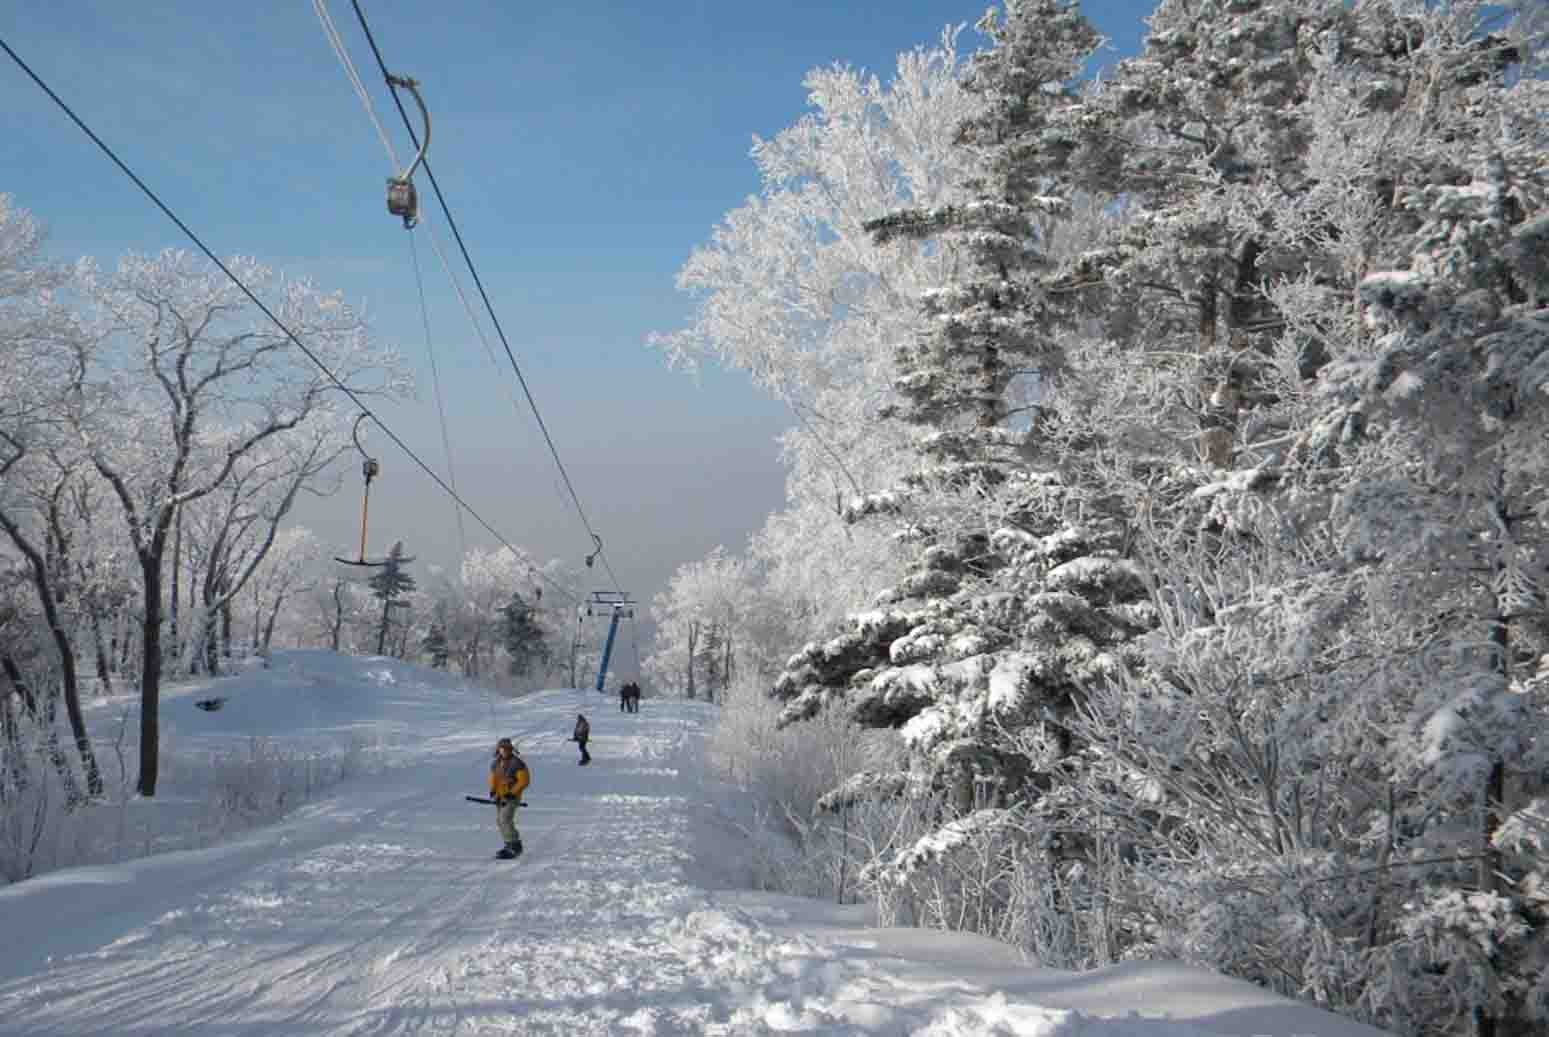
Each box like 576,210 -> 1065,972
489,737 -> 529,859
572,713 -> 592,765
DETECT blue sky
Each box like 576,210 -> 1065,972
2,0 -> 1153,608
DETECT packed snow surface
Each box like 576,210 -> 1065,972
0,650 -> 1389,1035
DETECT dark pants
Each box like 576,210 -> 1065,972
577,737 -> 591,763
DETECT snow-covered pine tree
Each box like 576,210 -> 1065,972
1308,81 -> 1548,1037
499,591 -> 548,681
1064,2 -> 1547,1030
768,4 -> 1163,946
367,541 -> 415,657
421,621 -> 449,670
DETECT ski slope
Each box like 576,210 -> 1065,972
0,651 -> 1390,1035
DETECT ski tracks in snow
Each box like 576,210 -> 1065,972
0,694 -> 1063,1035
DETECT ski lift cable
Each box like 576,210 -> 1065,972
407,229 -> 468,560
0,32 -> 581,607
314,4 -> 595,585
347,0 -> 626,599
319,0 -> 463,557
314,0 -> 399,173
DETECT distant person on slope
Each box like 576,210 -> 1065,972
619,682 -> 629,712
489,737 -> 529,859
572,713 -> 592,765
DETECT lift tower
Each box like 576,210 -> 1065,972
582,591 -> 635,692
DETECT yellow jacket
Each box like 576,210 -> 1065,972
489,754 -> 530,802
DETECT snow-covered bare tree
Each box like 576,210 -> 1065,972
428,545 -> 550,680
645,546 -> 750,700
305,574 -> 375,653
0,196 -> 102,798
245,526 -> 323,655
653,33 -> 986,660
61,248 -> 407,794
180,429 -> 348,673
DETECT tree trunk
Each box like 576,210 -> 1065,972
6,524 -> 101,796
261,593 -> 283,653
1473,475 -> 1519,1037
4,656 -> 83,802
0,691 -> 26,797
685,620 -> 699,700
202,603 -> 220,676
376,595 -> 391,655
330,581 -> 345,652
88,595 -> 113,697
169,503 -> 181,668
40,685 -> 84,804
1,654 -> 38,717
137,547 -> 166,797
220,593 -> 233,662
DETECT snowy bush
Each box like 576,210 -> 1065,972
704,676 -> 911,902
0,711 -> 382,886
0,732 -> 90,884
204,735 -> 372,826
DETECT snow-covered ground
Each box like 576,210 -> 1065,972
0,651 -> 1390,1035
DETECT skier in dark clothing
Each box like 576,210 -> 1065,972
488,737 -> 529,859
617,680 -> 638,713
572,713 -> 592,765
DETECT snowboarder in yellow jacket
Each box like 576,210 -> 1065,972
489,737 -> 530,859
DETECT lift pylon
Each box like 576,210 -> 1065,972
581,591 -> 635,692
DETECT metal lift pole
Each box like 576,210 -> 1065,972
594,608 -> 622,692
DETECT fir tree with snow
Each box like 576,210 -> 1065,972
770,2 -> 1163,953
368,541 -> 416,657
499,591 -> 549,681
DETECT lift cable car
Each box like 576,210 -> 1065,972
384,73 -> 430,229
